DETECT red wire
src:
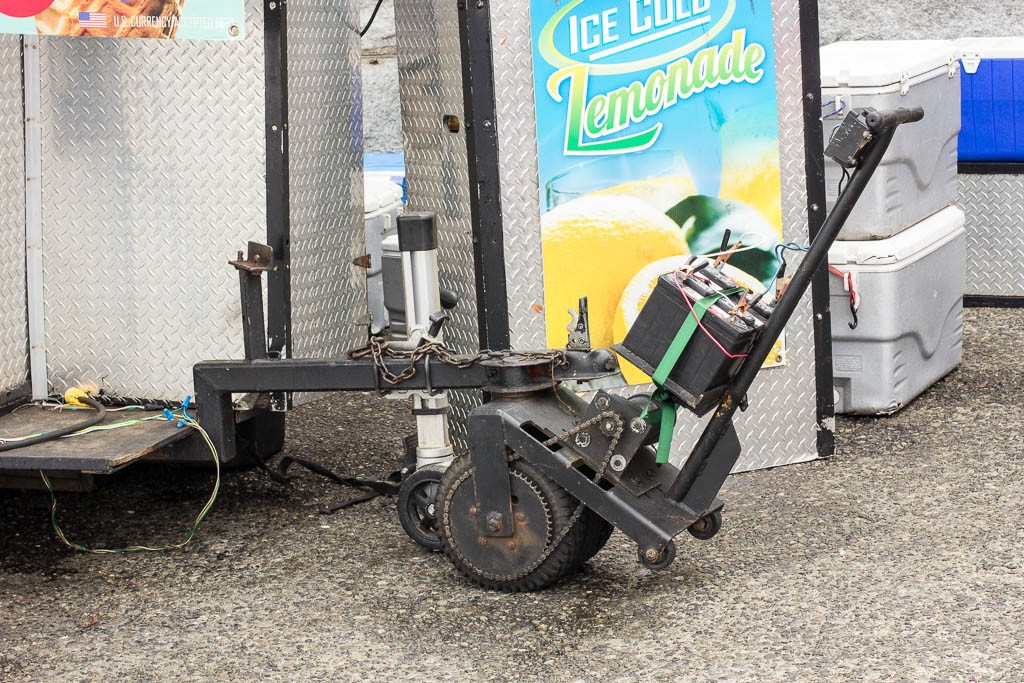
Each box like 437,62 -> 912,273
828,266 -> 858,307
671,270 -> 749,360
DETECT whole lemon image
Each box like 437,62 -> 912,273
719,153 -> 783,230
542,194 -> 689,350
613,257 -> 776,385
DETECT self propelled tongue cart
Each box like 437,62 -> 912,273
194,106 -> 924,591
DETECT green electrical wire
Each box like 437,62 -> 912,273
39,409 -> 221,554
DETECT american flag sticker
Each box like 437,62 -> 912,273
78,12 -> 108,28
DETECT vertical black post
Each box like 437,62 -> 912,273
456,0 -> 511,351
264,0 -> 291,361
239,271 -> 269,360
799,0 -> 835,458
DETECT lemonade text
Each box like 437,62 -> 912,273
548,29 -> 766,155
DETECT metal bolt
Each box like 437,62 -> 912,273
476,0 -> 484,8
574,432 -> 591,448
443,115 -> 461,134
596,396 -> 610,410
630,417 -> 647,434
600,419 -> 617,436
468,506 -> 478,518
805,92 -> 814,101
228,24 -> 240,37
478,537 -> 488,546
427,504 -> 436,516
483,119 -> 492,129
269,1 -> 276,8
485,512 -> 503,533
609,455 -> 627,472
811,203 -> 820,212
644,548 -> 660,562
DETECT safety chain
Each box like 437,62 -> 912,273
445,410 -> 624,583
347,336 -> 569,386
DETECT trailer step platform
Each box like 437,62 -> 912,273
0,407 -> 189,474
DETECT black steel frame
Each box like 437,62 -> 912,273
456,0 -> 511,351
958,162 -> 1024,175
965,295 -> 1024,309
264,0 -> 291,363
799,0 -> 835,458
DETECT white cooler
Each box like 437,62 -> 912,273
821,41 -> 961,240
829,205 -> 966,415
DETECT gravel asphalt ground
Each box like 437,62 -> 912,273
3,5 -> 1023,681
1,307 -> 1022,682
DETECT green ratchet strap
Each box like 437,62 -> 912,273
640,286 -> 744,463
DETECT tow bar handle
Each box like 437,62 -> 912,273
666,107 -> 924,507
865,106 -> 924,132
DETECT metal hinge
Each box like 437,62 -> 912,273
961,53 -> 981,75
899,72 -> 910,96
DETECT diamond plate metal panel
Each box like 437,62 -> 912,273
287,0 -> 365,367
396,1 -> 483,446
960,174 -> 1024,298
399,0 -> 820,470
0,36 -> 27,395
724,0 -> 819,472
39,0 -> 267,401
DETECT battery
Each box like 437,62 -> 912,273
614,267 -> 771,416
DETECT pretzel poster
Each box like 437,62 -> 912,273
0,0 -> 245,40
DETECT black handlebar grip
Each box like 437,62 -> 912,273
865,106 -> 925,132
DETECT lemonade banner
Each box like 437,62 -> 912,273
0,0 -> 245,40
531,0 -> 785,385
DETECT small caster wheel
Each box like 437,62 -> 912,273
687,510 -> 722,541
638,541 -> 676,570
398,464 -> 447,552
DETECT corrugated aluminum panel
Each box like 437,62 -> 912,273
0,37 -> 27,396
398,0 -> 820,471
960,174 -> 1024,298
287,0 -> 365,365
38,0 -> 267,401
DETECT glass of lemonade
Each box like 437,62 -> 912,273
544,149 -> 696,213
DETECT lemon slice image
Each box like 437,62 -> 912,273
612,257 -> 772,385
542,194 -> 689,350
